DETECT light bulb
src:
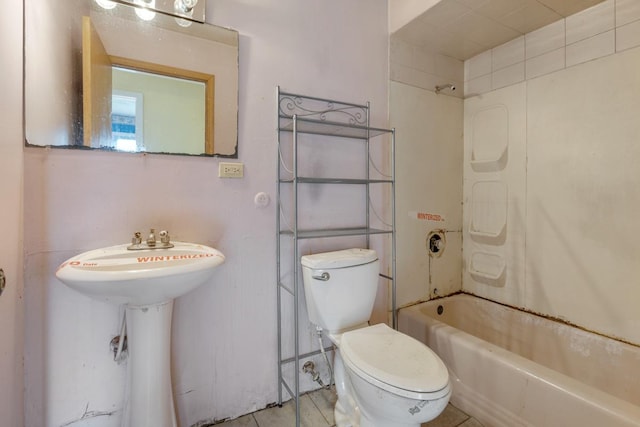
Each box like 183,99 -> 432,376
95,0 -> 117,9
134,0 -> 156,20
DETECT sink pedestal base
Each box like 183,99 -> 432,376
123,301 -> 177,427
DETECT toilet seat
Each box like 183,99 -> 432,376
340,323 -> 450,400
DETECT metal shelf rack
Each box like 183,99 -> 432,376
275,87 -> 396,426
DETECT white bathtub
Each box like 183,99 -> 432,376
398,293 -> 640,427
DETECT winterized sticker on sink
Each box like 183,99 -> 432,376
135,253 -> 220,263
57,252 -> 222,270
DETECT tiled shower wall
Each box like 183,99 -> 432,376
390,37 -> 465,99
391,0 -> 640,344
390,81 -> 463,308
465,0 -> 640,95
389,35 -> 465,307
462,0 -> 640,345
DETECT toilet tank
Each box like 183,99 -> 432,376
301,248 -> 380,333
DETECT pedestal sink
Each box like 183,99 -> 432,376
56,240 -> 225,427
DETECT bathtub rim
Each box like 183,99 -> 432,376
399,294 -> 640,427
401,291 -> 640,349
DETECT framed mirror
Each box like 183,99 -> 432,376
25,0 -> 239,157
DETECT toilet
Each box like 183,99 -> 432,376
301,248 -> 451,427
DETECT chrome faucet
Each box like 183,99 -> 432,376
127,229 -> 174,250
147,229 -> 157,247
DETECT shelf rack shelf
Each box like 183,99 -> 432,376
280,177 -> 393,185
276,87 -> 396,427
280,227 -> 392,239
278,115 -> 393,139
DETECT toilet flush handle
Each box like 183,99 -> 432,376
312,272 -> 330,281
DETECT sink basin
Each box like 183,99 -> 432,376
55,240 -> 225,427
56,241 -> 225,306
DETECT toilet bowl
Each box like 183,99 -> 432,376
331,323 -> 450,427
301,249 -> 451,427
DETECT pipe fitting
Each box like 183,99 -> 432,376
302,361 -> 325,388
427,230 -> 446,258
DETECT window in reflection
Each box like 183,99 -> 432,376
111,66 -> 206,155
112,90 -> 144,151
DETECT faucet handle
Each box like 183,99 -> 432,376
159,230 -> 171,245
131,231 -> 142,245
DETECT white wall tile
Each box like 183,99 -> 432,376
416,0 -> 470,27
616,0 -> 640,27
390,62 -> 411,84
492,61 -> 525,90
525,47 -> 640,344
390,38 -> 415,68
390,39 -> 441,76
526,47 -> 565,79
525,19 -> 565,59
436,53 -> 465,82
391,39 -> 465,95
617,19 -> 640,51
390,63 -> 434,90
566,0 -> 614,45
391,81 -> 463,306
392,62 -> 464,97
465,74 -> 492,96
492,36 -> 525,71
464,0 -> 627,95
499,0 -> 562,34
462,82 -> 527,308
465,50 -> 492,81
566,30 -> 615,67
415,48 -> 439,74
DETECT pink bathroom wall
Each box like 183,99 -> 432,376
23,0 -> 389,425
0,3 -> 25,426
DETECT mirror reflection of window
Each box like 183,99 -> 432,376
112,90 -> 144,152
112,66 -> 206,155
25,2 -> 238,156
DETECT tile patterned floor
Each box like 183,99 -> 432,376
213,388 -> 482,427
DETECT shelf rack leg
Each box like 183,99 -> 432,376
293,114 -> 300,427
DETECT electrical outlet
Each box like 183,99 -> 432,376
219,162 -> 244,178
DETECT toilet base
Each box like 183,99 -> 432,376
335,399 -> 358,427
335,395 -> 446,427
334,351 -> 360,427
336,398 -> 448,427
333,349 -> 449,427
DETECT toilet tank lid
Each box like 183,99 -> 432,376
301,248 -> 377,269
